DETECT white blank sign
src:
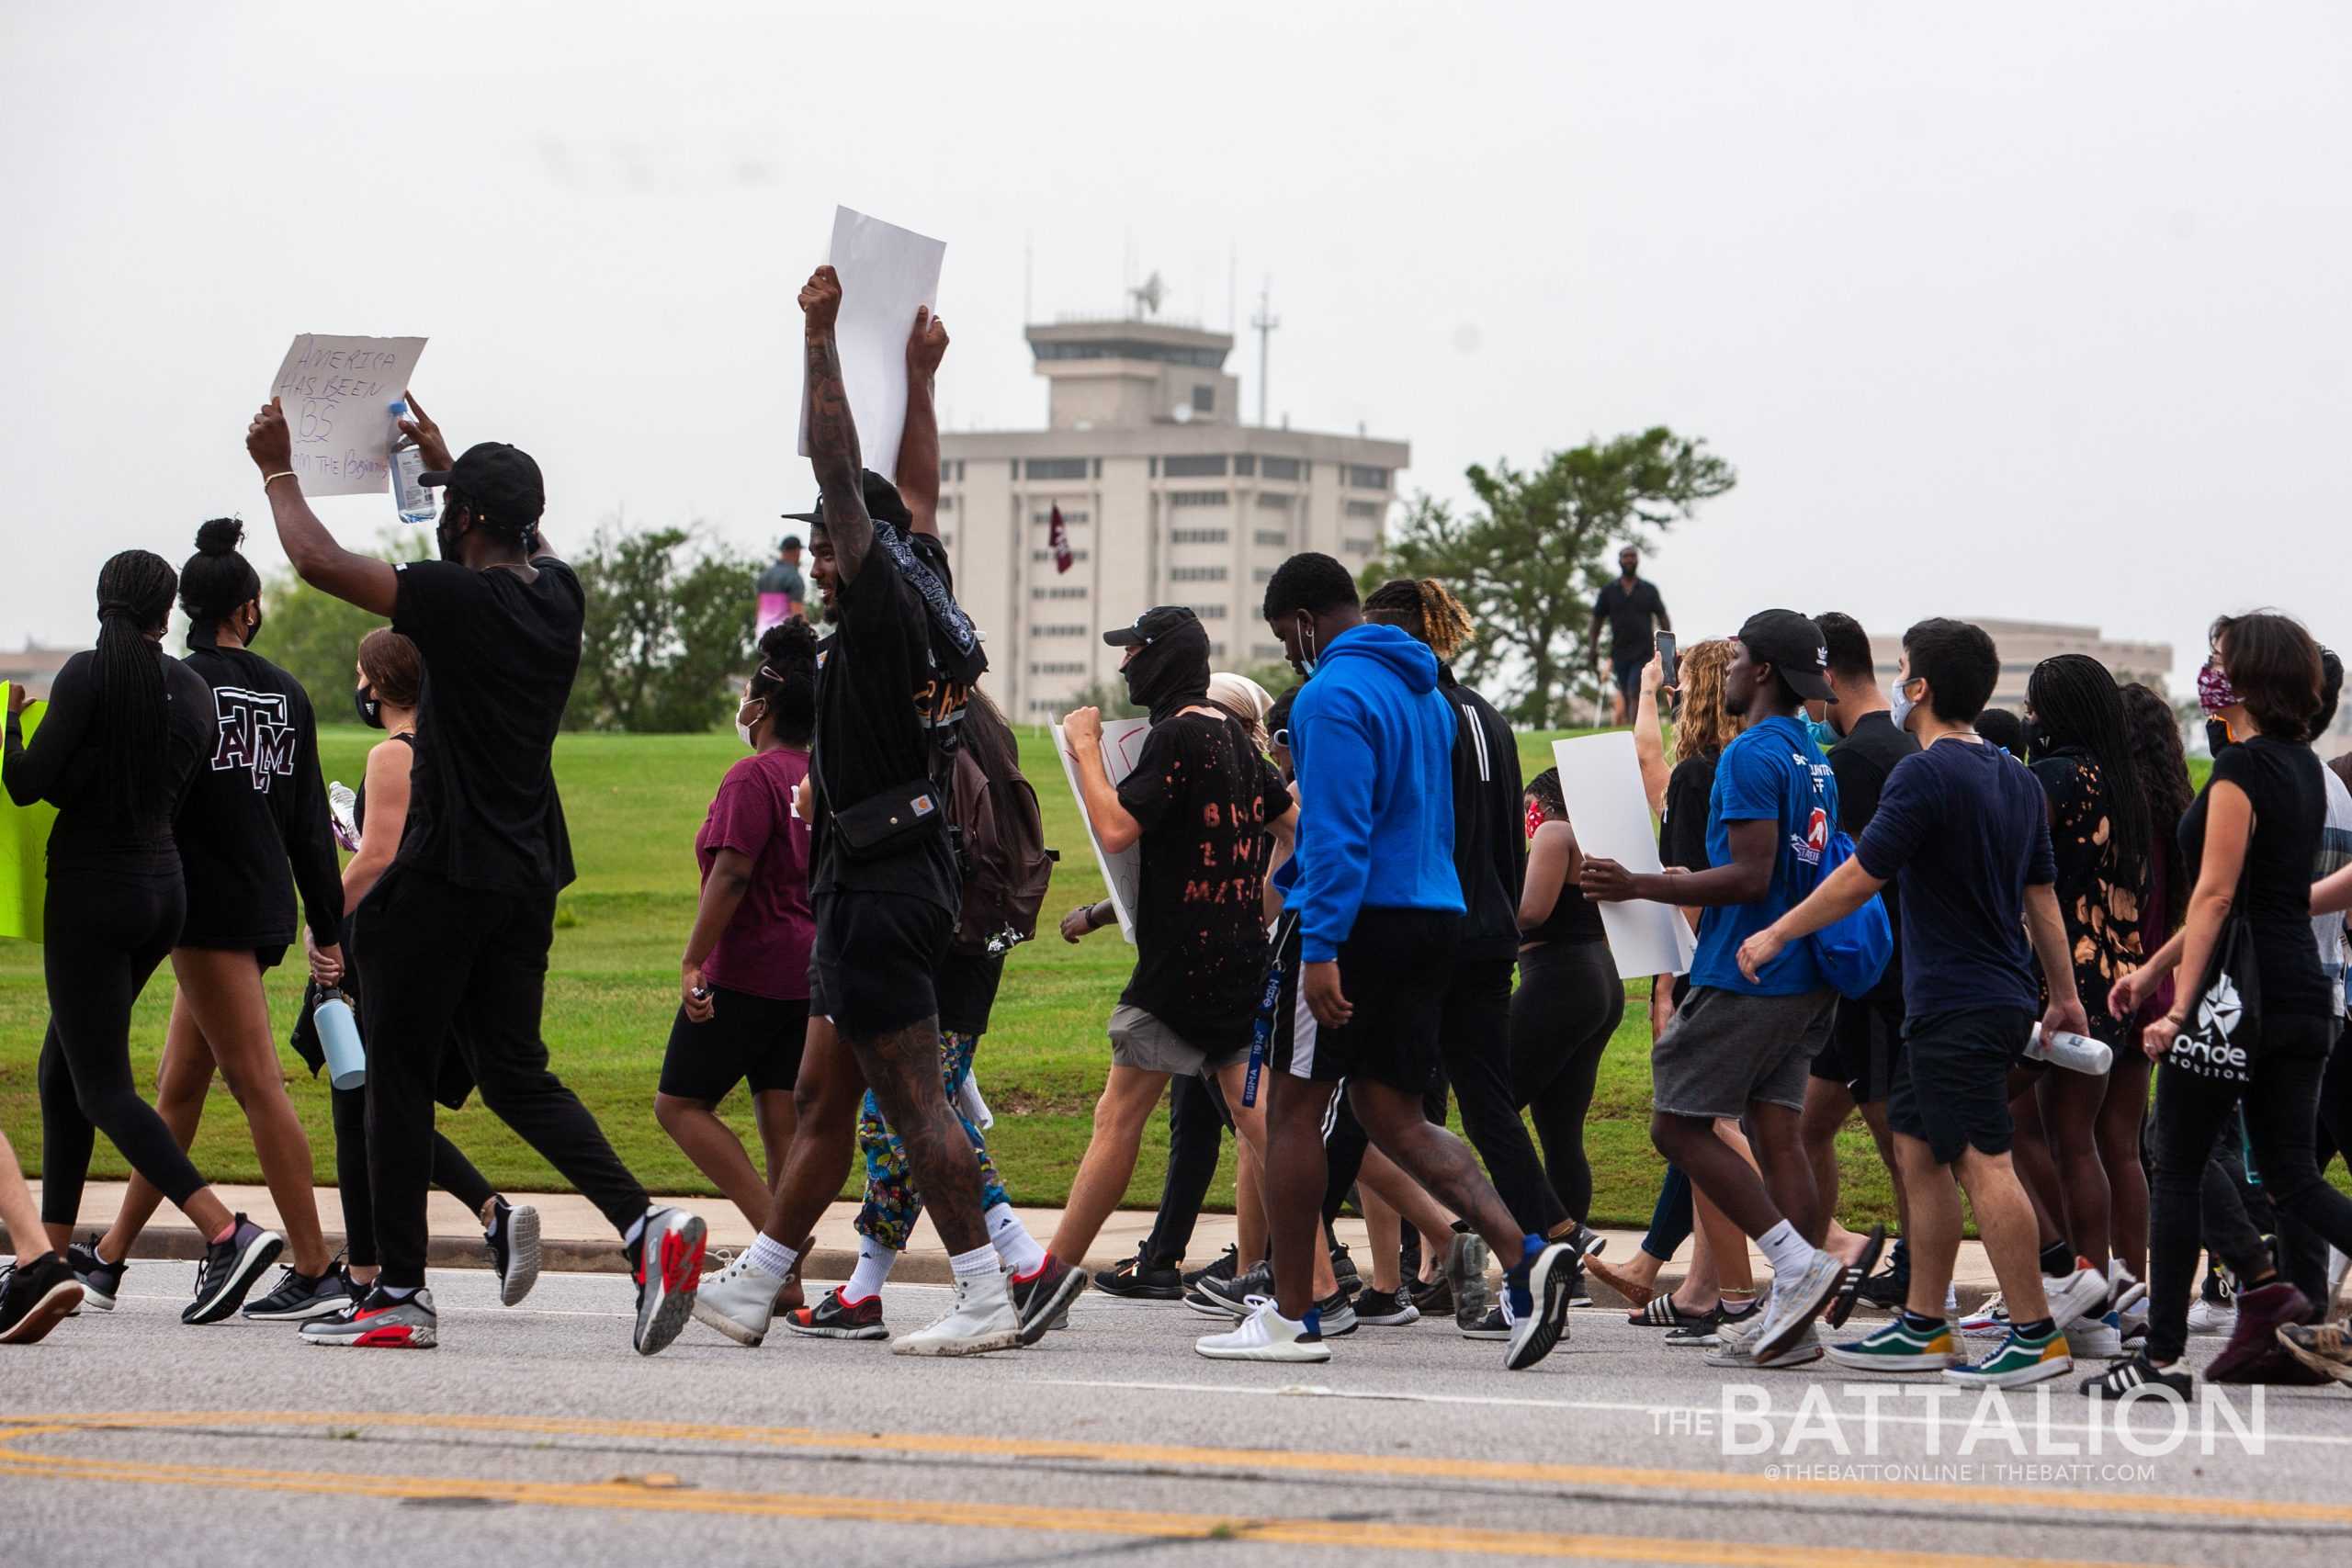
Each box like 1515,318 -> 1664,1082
1053,716 -> 1152,944
1552,731 -> 1697,980
796,205 -> 945,485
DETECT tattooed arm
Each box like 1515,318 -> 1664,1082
799,265 -> 873,585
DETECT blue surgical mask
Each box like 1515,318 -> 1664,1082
1889,676 -> 1919,732
1804,716 -> 1838,751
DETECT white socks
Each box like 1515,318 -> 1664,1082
846,1241 -> 896,1302
986,1204 -> 1046,1275
1758,1220 -> 1812,1280
747,1234 -> 798,1280
949,1243 -> 1000,1284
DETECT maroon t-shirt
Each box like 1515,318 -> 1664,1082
696,747 -> 814,999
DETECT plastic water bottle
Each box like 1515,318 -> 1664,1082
390,401 -> 436,525
315,989 -> 368,1090
2027,1023 -> 2112,1076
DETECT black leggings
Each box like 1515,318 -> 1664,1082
37,863 -> 210,1226
330,1085 -> 496,1269
1507,940 -> 1624,1224
2147,1018 -> 2352,1363
1442,955 -> 1568,1236
1143,1072 -> 1231,1265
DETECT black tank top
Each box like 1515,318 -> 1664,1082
1522,863 -> 1606,947
353,732 -> 416,836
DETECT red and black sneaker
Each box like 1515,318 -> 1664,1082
1011,1255 -> 1087,1345
784,1287 -> 888,1340
629,1208 -> 707,1357
300,1286 -> 437,1348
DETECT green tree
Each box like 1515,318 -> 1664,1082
259,528 -> 430,720
571,525 -> 760,732
1366,428 -> 1735,727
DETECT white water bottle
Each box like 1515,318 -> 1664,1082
315,989 -> 368,1090
390,401 -> 436,525
2027,1023 -> 2112,1076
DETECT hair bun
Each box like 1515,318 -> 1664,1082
759,619 -> 817,662
194,517 -> 246,556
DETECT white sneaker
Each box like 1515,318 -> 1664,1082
2045,1267 -> 2108,1331
1754,1248 -> 1842,1362
1195,1301 -> 1331,1362
2185,1297 -> 2236,1336
891,1270 -> 1022,1357
691,1249 -> 786,1348
2328,1247 -> 2348,1310
2070,1310 -> 2123,1358
1945,1281 -> 1961,1316
1708,1314 -> 1822,1369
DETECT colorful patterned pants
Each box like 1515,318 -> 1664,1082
854,1029 -> 1012,1249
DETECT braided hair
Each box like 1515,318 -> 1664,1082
1363,577 -> 1476,662
1526,765 -> 1566,822
2026,654 -> 2150,910
92,549 -> 178,822
179,518 -> 261,647
749,620 -> 818,746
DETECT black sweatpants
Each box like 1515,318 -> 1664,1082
356,865 -> 648,1288
1143,1072 -> 1232,1265
2147,1018 -> 2352,1363
1448,955 -> 1572,1236
37,863 -> 209,1226
1507,940 -> 1625,1225
330,1085 -> 497,1269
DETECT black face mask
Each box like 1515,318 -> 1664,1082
353,683 -> 383,729
2206,718 -> 2233,757
435,509 -> 466,563
2020,717 -> 2048,761
1121,622 -> 1213,725
242,607 -> 263,651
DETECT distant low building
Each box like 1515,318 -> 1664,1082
0,641 -> 83,702
1865,618 -> 2172,710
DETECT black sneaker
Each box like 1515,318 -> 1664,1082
1316,1288 -> 1359,1337
483,1198 -> 542,1306
1461,1304 -> 1510,1341
183,1215 -> 284,1325
2082,1352 -> 2194,1401
1328,1239 -> 1363,1301
1095,1247 -> 1184,1300
1856,1257 -> 1911,1310
0,1254 -> 83,1344
1010,1255 -> 1087,1344
66,1238 -> 125,1312
243,1262 -> 354,1322
784,1287 -> 888,1340
1186,1262 -> 1271,1319
1182,1245 -> 1239,1291
1353,1286 -> 1420,1326
1410,1273 -> 1453,1317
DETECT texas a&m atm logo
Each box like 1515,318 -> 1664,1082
210,686 -> 298,792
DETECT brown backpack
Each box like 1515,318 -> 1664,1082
944,703 -> 1057,956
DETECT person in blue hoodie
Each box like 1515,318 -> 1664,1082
1195,553 -> 1575,1371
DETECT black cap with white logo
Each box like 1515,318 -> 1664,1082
1103,605 -> 1199,649
1736,609 -> 1836,703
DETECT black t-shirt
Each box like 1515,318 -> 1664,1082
809,545 -> 961,912
1114,710 -> 1292,1051
1445,673 -> 1525,963
390,557 -> 582,894
935,949 -> 1006,1037
2182,735 -> 2330,1018
1593,577 -> 1667,659
175,644 -> 343,950
1828,711 -> 1919,1005
1658,753 -> 1717,873
4,648 -> 215,874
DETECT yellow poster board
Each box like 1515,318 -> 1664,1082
0,682 -> 55,942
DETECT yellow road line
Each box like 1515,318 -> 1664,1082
3,1409 -> 2341,1532
0,1444 -> 2199,1568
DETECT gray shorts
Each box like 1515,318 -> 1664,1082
1108,1003 -> 1245,1078
1652,985 -> 1838,1121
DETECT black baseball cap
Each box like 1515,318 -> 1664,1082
1105,605 -> 1199,648
1736,609 -> 1836,703
783,468 -> 912,529
420,442 -> 545,523
777,535 -> 803,552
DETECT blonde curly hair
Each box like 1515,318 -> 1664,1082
1671,638 -> 1739,763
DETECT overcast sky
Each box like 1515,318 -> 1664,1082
6,2 -> 2346,689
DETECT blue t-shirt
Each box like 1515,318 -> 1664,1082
1853,736 -> 2055,1021
1690,715 -> 1836,997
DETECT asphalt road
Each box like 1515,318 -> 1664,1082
4,1266 -> 2349,1568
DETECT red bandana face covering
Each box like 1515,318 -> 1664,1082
1525,799 -> 1546,840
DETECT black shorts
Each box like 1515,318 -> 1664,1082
1611,654 -> 1645,703
1888,1008 -> 2032,1165
1812,993 -> 1905,1103
1271,907 -> 1463,1093
810,891 -> 954,1037
658,987 -> 809,1101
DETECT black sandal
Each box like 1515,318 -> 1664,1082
1826,1224 -> 1887,1329
1631,1294 -> 1707,1327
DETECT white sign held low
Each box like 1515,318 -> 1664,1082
267,334 -> 429,496
1552,731 -> 1697,980
797,205 -> 945,485
1053,716 -> 1152,944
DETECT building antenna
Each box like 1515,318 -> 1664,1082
1250,276 -> 1279,428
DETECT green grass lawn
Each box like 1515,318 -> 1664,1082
0,724 -> 1905,1232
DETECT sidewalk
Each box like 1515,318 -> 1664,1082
14,1181 -> 2007,1307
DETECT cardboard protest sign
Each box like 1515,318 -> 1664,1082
797,207 -> 944,485
1552,731 -> 1697,980
1053,716 -> 1151,943
267,334 -> 430,495
0,684 -> 57,942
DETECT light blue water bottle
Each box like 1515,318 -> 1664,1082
315,988 -> 368,1090
390,400 -> 436,526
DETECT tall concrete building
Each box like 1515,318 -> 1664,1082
1864,617 -> 2173,709
937,315 -> 1408,720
